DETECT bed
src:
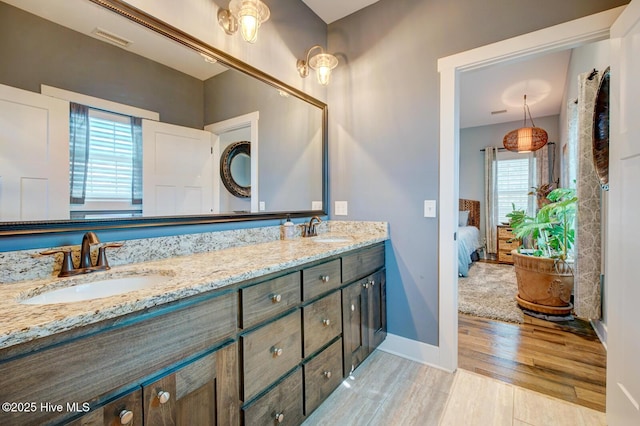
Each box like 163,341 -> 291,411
458,199 -> 482,277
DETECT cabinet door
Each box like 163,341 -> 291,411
143,342 -> 239,426
341,280 -> 368,376
65,388 -> 142,426
368,270 -> 387,351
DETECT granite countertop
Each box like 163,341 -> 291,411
0,227 -> 387,351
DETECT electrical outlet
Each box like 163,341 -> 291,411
424,200 -> 436,218
259,201 -> 265,211
312,201 -> 323,210
335,201 -> 348,216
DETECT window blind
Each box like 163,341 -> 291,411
496,158 -> 529,223
85,109 -> 134,201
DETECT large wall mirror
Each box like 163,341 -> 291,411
0,0 -> 327,235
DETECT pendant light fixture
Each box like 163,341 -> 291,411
503,95 -> 548,153
297,45 -> 339,86
218,0 -> 270,44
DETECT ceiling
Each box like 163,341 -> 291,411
459,50 -> 572,129
302,0 -> 572,130
302,0 -> 381,24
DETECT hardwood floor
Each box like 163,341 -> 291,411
458,313 -> 607,412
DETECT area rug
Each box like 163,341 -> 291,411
458,262 -> 524,323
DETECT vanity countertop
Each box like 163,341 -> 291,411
0,226 -> 387,351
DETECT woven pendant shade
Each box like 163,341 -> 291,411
503,126 -> 548,152
503,94 -> 549,153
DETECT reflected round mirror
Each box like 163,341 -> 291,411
221,141 -> 251,198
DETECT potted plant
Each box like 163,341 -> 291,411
506,187 -> 577,315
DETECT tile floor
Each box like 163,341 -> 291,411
303,350 -> 606,426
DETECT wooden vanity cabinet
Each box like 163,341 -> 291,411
1,292 -> 238,426
2,242 -> 386,426
341,245 -> 386,375
66,342 -> 238,426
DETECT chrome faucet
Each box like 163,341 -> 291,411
41,232 -> 123,277
303,216 -> 322,237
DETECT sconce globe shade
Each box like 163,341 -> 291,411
503,126 -> 548,153
309,53 -> 338,86
228,0 -> 270,43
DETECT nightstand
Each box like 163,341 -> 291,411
497,225 -> 520,264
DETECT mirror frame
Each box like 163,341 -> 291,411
0,0 -> 328,236
220,141 -> 251,198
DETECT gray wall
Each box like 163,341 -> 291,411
0,2 -> 204,129
327,0 -> 627,345
204,70 -> 323,212
459,115 -> 560,246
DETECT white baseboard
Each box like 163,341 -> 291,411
590,319 -> 608,350
377,333 -> 454,373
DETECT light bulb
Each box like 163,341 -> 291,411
239,12 -> 259,43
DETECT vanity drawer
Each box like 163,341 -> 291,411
242,368 -> 304,426
342,244 -> 385,283
241,272 -> 301,329
241,310 -> 302,401
302,290 -> 342,357
302,259 -> 342,301
303,338 -> 343,415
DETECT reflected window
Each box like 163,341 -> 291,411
70,105 -> 143,218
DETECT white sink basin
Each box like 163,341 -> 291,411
311,236 -> 352,243
21,274 -> 173,305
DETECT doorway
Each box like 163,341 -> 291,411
436,7 -> 624,372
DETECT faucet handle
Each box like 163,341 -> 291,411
41,248 -> 75,277
96,243 -> 123,268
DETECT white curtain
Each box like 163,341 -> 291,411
484,147 -> 499,254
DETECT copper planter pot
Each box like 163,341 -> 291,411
512,251 -> 574,315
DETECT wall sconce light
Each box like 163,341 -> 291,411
297,45 -> 338,86
503,95 -> 549,153
218,0 -> 270,44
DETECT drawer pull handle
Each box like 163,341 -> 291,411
275,412 -> 285,423
351,304 -> 355,312
321,275 -> 330,283
157,390 -> 171,404
272,347 -> 283,357
271,294 -> 282,303
322,318 -> 331,327
119,409 -> 134,425
323,370 -> 332,379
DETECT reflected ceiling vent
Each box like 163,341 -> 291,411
91,28 -> 132,48
491,109 -> 508,115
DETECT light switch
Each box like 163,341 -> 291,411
259,201 -> 266,211
424,200 -> 436,218
312,201 -> 323,210
335,201 -> 348,216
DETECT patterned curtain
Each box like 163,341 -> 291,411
69,103 -> 90,205
574,70 -> 602,319
484,147 -> 499,255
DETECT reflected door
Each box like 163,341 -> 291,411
142,120 -> 214,216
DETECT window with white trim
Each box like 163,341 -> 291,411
496,154 -> 533,223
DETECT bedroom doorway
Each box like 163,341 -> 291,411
437,7 -> 622,373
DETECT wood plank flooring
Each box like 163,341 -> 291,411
458,313 -> 607,412
303,350 -> 606,425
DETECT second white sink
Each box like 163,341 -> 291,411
21,274 -> 173,305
